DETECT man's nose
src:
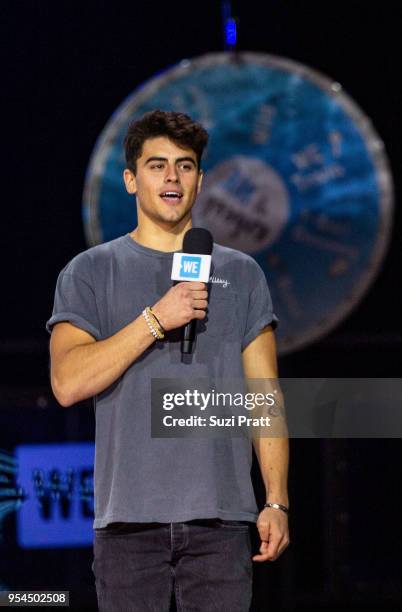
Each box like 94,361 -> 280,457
164,164 -> 179,182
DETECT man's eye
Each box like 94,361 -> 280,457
179,163 -> 193,171
151,164 -> 164,169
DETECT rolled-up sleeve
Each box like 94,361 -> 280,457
242,271 -> 279,351
46,268 -> 101,340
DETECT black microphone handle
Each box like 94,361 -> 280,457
173,279 -> 197,354
179,260 -> 213,355
181,318 -> 197,354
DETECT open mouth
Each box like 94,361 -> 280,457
160,191 -> 183,203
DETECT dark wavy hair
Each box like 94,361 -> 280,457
124,109 -> 209,174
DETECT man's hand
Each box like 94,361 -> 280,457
252,507 -> 290,562
152,282 -> 208,332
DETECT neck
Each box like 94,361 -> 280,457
130,216 -> 193,252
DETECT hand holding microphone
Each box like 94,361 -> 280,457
151,281 -> 208,332
152,228 -> 213,354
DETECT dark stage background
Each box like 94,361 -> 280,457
1,1 -> 401,610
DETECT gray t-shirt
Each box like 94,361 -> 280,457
46,233 -> 279,528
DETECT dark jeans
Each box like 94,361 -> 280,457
92,519 -> 253,611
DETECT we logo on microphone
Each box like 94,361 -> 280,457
171,252 -> 212,282
180,256 -> 201,278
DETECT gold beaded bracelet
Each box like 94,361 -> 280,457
148,307 -> 166,334
142,307 -> 165,340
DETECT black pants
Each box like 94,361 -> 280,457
92,519 -> 253,611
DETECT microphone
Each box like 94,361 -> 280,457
170,228 -> 213,354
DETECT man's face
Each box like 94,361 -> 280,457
123,136 -> 203,227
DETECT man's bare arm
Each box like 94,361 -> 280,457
242,325 -> 290,562
242,326 -> 289,505
50,281 -> 208,407
50,316 -> 154,407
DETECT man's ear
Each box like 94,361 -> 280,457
196,169 -> 204,194
123,168 -> 137,194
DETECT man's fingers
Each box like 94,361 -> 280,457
252,552 -> 272,562
191,290 -> 209,300
267,534 -> 281,554
184,282 -> 206,291
252,535 -> 290,562
252,550 -> 282,562
252,540 -> 269,562
192,299 -> 208,309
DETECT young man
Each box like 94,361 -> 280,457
47,110 -> 289,611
